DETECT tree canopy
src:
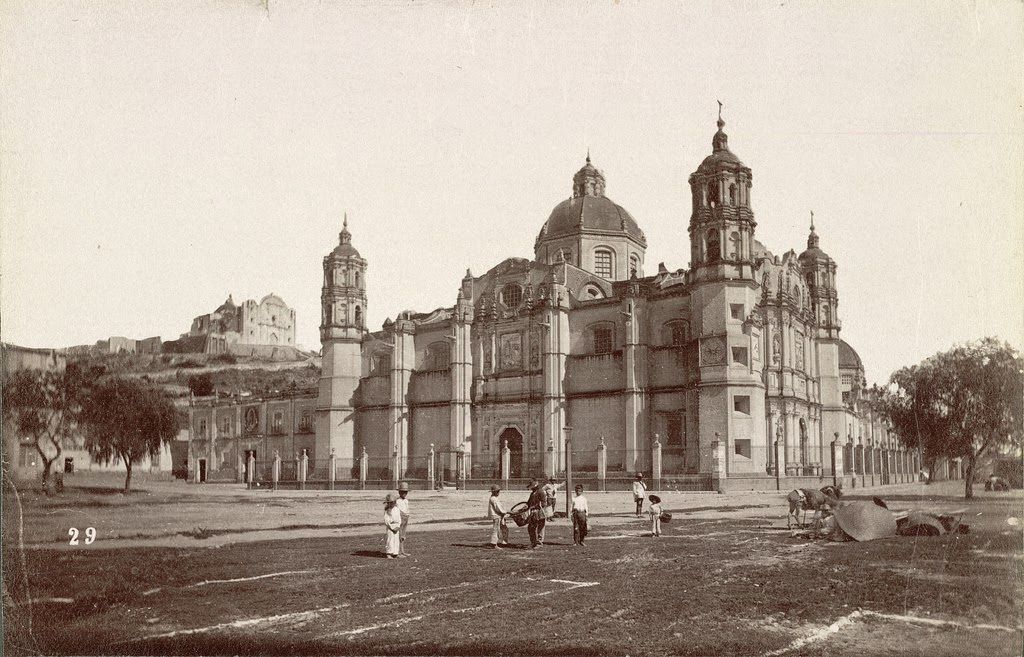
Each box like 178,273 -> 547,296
2,364 -> 89,494
79,377 -> 178,492
876,338 -> 1023,498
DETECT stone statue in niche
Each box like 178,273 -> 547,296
772,333 -> 781,364
795,334 -> 804,370
753,333 -> 762,361
530,331 -> 541,369
483,340 -> 493,371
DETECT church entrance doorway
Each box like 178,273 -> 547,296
500,428 -> 524,479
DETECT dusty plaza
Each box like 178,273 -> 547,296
2,475 -> 1021,657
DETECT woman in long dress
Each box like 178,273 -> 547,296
383,494 -> 402,558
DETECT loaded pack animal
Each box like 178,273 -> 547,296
786,485 -> 842,529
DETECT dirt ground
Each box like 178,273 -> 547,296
3,476 -> 1021,656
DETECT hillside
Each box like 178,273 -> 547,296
69,352 -> 321,399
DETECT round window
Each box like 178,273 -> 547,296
502,283 -> 523,308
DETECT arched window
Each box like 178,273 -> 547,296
325,305 -> 333,325
729,184 -> 737,206
594,249 -> 614,279
707,181 -> 719,208
706,229 -> 721,263
425,342 -> 449,370
661,320 -> 690,347
629,255 -> 641,278
583,285 -> 603,300
355,271 -> 361,288
354,306 -> 362,327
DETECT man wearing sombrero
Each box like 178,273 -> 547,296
632,473 -> 647,518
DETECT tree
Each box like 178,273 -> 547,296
2,365 -> 87,494
79,377 -> 178,493
187,373 -> 214,397
877,338 -> 1023,498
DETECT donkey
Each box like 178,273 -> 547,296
787,485 -> 842,529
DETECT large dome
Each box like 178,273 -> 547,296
541,195 -> 645,243
536,156 -> 646,247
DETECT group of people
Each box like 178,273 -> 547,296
488,477 -> 590,549
381,472 -> 667,557
633,472 -> 665,536
382,482 -> 411,558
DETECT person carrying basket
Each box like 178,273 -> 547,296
486,485 -> 510,548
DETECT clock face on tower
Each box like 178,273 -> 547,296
701,337 -> 725,365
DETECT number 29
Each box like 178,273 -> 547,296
68,527 -> 96,545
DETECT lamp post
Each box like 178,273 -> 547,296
563,426 -> 573,519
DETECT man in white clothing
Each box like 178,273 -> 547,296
486,485 -> 509,548
632,473 -> 647,518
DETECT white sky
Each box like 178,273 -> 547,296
1,0 -> 1022,384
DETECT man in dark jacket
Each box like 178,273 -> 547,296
526,478 -> 547,548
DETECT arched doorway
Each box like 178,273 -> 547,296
500,428 -> 524,479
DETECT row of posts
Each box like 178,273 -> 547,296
242,434 -> 919,492
245,446 -> 447,491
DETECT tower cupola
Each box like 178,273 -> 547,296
572,153 -> 607,198
687,104 -> 756,281
321,213 -> 368,342
798,211 -> 840,335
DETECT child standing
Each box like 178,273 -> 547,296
383,494 -> 402,558
571,484 -> 589,546
648,494 -> 663,537
632,473 -> 647,517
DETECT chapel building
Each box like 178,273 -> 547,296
315,114 -> 890,490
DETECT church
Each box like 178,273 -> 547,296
314,113 -> 881,491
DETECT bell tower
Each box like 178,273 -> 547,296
316,214 -> 367,463
688,105 -> 756,282
688,106 -> 767,480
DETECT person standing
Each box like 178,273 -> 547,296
396,481 -> 411,556
486,485 -> 509,548
383,494 -> 402,558
571,484 -> 589,546
543,476 -> 561,520
526,477 -> 547,549
632,473 -> 647,517
648,494 -> 663,537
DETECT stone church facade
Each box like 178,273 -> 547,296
316,115 -> 877,490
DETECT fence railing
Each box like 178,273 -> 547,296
239,440 -> 919,491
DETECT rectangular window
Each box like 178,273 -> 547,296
593,327 -> 614,355
734,439 -> 751,458
220,416 -> 231,437
666,413 -> 684,446
272,411 -> 284,434
198,419 -> 208,438
298,413 -> 312,433
671,323 -> 687,346
733,395 -> 751,415
841,374 -> 853,386
730,303 -> 745,320
594,251 -> 613,279
731,346 -> 748,366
